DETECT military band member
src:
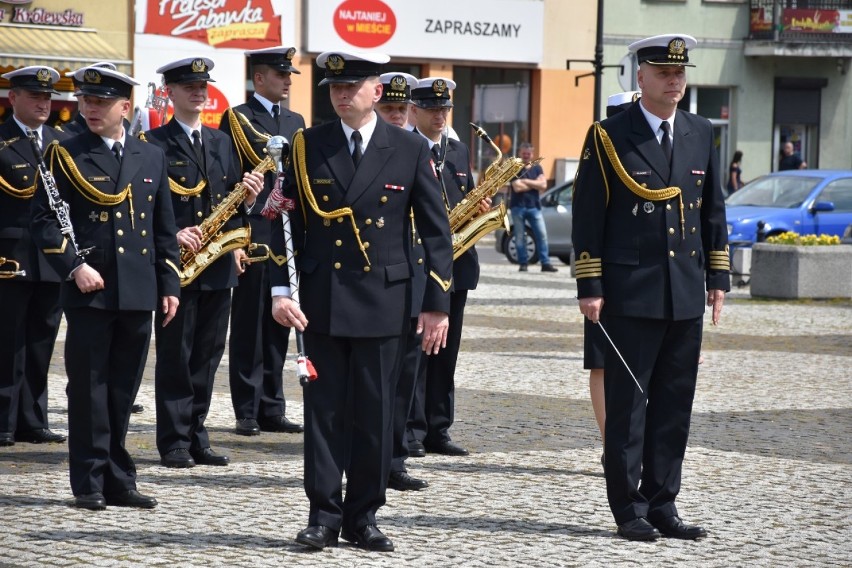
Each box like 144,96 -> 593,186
145,58 -> 263,468
375,72 -> 431,492
572,35 -> 730,541
408,77 -> 484,458
0,66 -> 68,447
30,66 -> 181,510
270,51 -> 454,552
219,46 -> 305,437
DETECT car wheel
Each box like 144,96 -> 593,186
557,255 -> 572,266
502,228 -> 539,265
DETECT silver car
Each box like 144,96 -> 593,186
494,180 -> 574,265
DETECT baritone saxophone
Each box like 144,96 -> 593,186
178,138 -> 283,286
450,123 -> 541,259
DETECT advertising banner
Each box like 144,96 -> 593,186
306,0 -> 544,64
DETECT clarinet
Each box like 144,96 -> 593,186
27,132 -> 93,259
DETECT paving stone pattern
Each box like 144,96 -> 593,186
1,239 -> 850,567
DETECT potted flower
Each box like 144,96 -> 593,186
749,231 -> 852,299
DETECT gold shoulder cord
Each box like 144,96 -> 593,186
138,132 -> 206,196
292,129 -> 370,266
0,137 -> 37,199
593,122 -> 685,238
226,109 -> 268,171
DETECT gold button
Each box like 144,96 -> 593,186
461,185 -> 466,191
689,203 -> 694,210
141,230 -> 147,237
668,228 -> 675,235
334,262 -> 341,269
417,238 -> 422,244
141,248 -> 148,255
222,176 -> 227,181
23,176 -> 29,181
641,183 -> 647,188
337,217 -> 344,224
666,204 -> 672,211
669,250 -> 675,257
117,229 -> 124,236
262,148 -> 268,154
140,213 -> 146,219
195,195 -> 200,199
118,247 -> 125,254
697,180 -> 703,186
148,195 -> 153,202
216,194 -> 222,199
197,211 -> 203,218
365,218 -> 372,225
363,241 -> 370,249
116,212 -> 122,219
322,195 -> 329,202
417,258 -> 424,264
691,227 -> 696,234
690,250 -> 696,257
363,266 -> 370,272
380,196 -> 388,203
180,176 -> 186,182
323,219 -> 331,227
335,240 -> 342,246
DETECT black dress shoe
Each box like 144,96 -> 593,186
616,517 -> 660,541
161,448 -> 195,468
105,490 -> 157,509
650,515 -> 707,540
541,264 -> 559,272
14,428 -> 66,444
424,440 -> 469,456
341,524 -> 394,552
73,492 -> 106,510
235,418 -> 260,436
0,432 -> 13,447
407,439 -> 426,458
190,447 -> 230,466
388,470 -> 429,491
258,415 -> 304,433
130,403 -> 144,414
295,525 -> 338,549
518,264 -> 528,272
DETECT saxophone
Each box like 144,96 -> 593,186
178,137 -> 284,286
450,123 -> 540,259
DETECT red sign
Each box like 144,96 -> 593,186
333,0 -> 396,48
145,0 -> 281,49
201,83 -> 230,128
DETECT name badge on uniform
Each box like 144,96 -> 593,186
169,160 -> 189,167
88,176 -> 110,182
313,178 -> 334,185
632,170 -> 651,177
384,184 -> 405,191
11,163 -> 29,170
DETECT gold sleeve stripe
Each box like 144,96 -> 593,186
269,252 -> 288,266
709,261 -> 731,271
575,259 -> 602,268
165,259 -> 182,278
575,269 -> 602,278
43,237 -> 68,254
429,270 -> 452,292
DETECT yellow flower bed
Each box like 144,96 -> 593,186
764,231 -> 841,246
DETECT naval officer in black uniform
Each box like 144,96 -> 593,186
60,62 -> 120,137
572,34 -> 730,541
0,66 -> 68,447
269,51 -> 454,552
408,77 -> 483,458
31,66 -> 181,510
146,57 -> 263,468
219,46 -> 305,437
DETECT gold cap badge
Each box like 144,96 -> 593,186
390,75 -> 406,91
326,54 -> 345,74
192,59 -> 207,73
83,69 -> 102,84
432,79 -> 446,94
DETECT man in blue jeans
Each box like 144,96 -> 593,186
508,142 -> 558,272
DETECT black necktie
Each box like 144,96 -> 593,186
272,104 -> 280,121
431,144 -> 441,162
191,130 -> 204,167
351,130 -> 362,166
660,121 -> 672,166
28,129 -> 41,151
112,141 -> 123,166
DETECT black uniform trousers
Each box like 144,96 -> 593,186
228,252 -> 290,420
0,280 -> 61,434
64,306 -> 151,497
603,313 -> 703,525
391,318 -> 423,473
411,289 -> 467,446
303,329 -> 405,532
155,289 -> 230,454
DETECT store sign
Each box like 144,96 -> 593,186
307,0 -> 543,64
145,0 -> 282,48
0,0 -> 84,27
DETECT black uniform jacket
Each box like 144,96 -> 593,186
30,130 -> 181,310
270,116 -> 454,337
433,135 -> 479,291
219,98 -> 306,240
145,119 -> 244,290
572,103 -> 730,321
0,120 -> 68,282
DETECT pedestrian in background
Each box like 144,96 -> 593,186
727,150 -> 743,194
508,142 -> 557,272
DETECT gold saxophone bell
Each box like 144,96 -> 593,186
0,257 -> 26,279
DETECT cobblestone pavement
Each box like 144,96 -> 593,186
2,238 -> 851,567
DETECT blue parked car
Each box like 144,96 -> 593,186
726,170 -> 852,251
